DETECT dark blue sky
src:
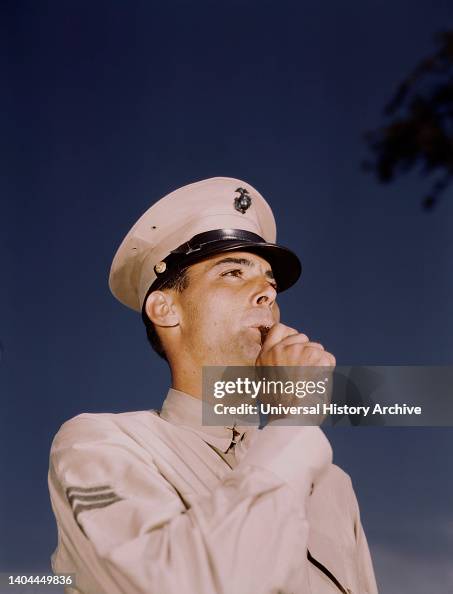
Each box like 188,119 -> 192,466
2,1 -> 453,592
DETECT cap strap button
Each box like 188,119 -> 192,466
154,261 -> 167,274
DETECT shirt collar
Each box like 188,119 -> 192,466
159,387 -> 257,453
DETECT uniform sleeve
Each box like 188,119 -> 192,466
349,479 -> 379,594
49,416 -> 332,594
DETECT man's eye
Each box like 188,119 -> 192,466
221,269 -> 243,278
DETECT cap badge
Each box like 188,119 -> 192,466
234,187 -> 252,214
154,261 -> 167,274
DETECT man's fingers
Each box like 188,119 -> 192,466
303,341 -> 324,351
260,323 -> 298,352
257,324 -> 336,369
279,336 -> 320,349
281,342 -> 336,367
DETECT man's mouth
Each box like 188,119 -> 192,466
258,325 -> 271,345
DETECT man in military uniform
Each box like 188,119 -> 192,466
48,177 -> 378,594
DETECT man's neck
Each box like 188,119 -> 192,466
170,363 -> 203,399
169,355 -> 255,400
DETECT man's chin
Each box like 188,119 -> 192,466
238,342 -> 262,366
211,345 -> 260,367
197,333 -> 262,366
240,331 -> 263,365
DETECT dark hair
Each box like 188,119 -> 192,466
141,267 -> 190,362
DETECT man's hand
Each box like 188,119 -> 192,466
255,323 -> 336,424
256,323 -> 336,368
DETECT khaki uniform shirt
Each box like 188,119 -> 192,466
48,388 -> 378,594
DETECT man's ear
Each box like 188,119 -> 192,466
144,291 -> 180,327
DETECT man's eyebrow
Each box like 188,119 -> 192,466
208,256 -> 275,279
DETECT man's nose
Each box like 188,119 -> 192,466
252,279 -> 277,307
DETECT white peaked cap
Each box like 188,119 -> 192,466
109,177 -> 301,312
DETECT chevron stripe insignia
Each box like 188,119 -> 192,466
65,485 -> 123,521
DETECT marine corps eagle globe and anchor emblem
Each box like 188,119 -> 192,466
234,187 -> 252,213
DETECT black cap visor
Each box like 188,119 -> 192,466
150,229 -> 302,293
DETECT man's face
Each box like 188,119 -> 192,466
172,250 -> 280,366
